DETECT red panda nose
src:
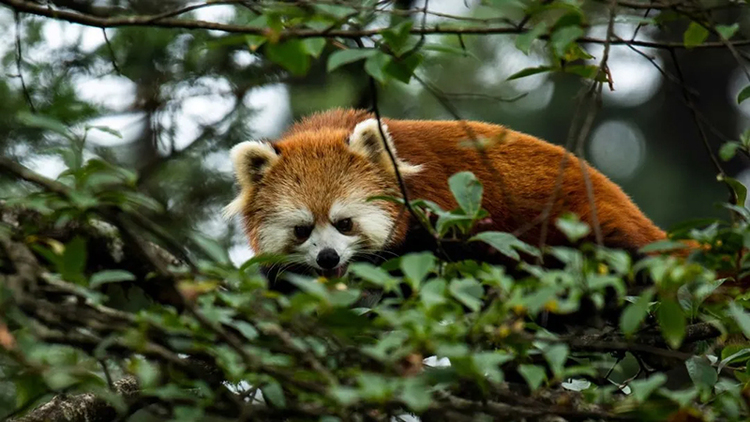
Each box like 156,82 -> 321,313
317,248 -> 340,269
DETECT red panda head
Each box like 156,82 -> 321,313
225,118 -> 422,276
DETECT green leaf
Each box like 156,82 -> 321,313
543,344 -> 569,378
718,348 -> 750,374
729,302 -> 750,339
232,320 -> 259,341
214,345 -> 245,381
629,374 -> 666,402
381,20 -> 413,56
88,125 -> 122,138
448,171 -> 483,217
518,364 -> 546,391
313,4 -> 354,18
552,10 -> 584,30
564,65 -> 606,82
638,240 -> 688,254
363,331 -> 408,361
331,386 -> 359,405
327,48 -> 378,72
264,40 -> 311,76
555,213 -> 590,242
364,51 -> 392,83
717,23 -> 740,40
660,387 -> 699,407
130,357 -> 159,389
720,141 -> 742,161
741,129 -> 750,147
421,44 -> 476,59
286,274 -> 331,300
657,298 -> 686,349
17,111 -> 73,139
118,191 -> 164,213
89,270 -> 135,288
685,356 -> 718,390
13,373 -> 48,410
507,66 -> 554,81
302,38 -> 326,58
60,237 -> 87,284
400,252 -> 435,290
400,378 -> 431,412
516,22 -> 548,54
683,21 -> 709,48
246,35 -> 267,51
358,373 -> 392,400
523,286 -> 558,314
420,279 -> 447,308
620,289 -> 654,336
190,233 -> 230,265
384,53 -> 422,83
473,351 -> 513,383
435,211 -> 476,237
470,231 -> 540,260
550,26 -> 584,56
261,380 -> 287,408
563,43 -> 594,62
721,175 -> 748,207
349,263 -> 393,288
172,406 -> 204,422
448,278 -> 484,311
738,85 -> 750,104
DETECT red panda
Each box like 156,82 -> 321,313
225,108 -> 668,278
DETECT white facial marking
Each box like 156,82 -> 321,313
330,199 -> 394,249
299,224 -> 358,270
257,207 -> 313,254
257,199 -> 395,268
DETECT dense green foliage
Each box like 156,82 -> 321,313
4,152 -> 750,421
3,0 -> 750,421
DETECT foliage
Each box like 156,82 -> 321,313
1,147 -> 750,421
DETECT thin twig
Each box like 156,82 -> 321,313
572,0 -> 621,247
368,76 -> 441,246
99,359 -> 115,391
102,28 -> 121,74
14,11 -> 34,112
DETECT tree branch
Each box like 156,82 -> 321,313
2,0 -> 750,49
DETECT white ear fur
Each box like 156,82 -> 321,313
223,141 -> 279,219
222,195 -> 246,219
230,141 -> 279,188
348,118 -> 422,176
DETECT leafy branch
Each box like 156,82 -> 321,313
2,0 -> 750,49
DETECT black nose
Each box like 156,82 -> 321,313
316,248 -> 340,269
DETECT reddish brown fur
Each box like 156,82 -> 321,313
272,108 -> 667,252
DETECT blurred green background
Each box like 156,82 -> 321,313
0,0 -> 746,265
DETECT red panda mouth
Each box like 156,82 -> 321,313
318,263 -> 349,279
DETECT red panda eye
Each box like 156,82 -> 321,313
294,225 -> 313,240
334,218 -> 353,234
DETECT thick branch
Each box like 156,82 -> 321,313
9,376 -> 139,422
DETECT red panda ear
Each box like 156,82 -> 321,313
348,118 -> 422,176
224,141 -> 279,218
229,140 -> 279,187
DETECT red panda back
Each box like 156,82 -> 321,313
382,118 -> 667,251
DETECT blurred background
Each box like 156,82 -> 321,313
0,0 -> 747,265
